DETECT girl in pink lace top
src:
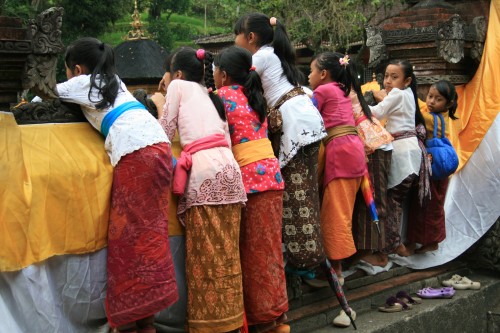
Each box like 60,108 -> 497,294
153,47 -> 247,333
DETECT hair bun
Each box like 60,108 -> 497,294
196,49 -> 205,61
270,17 -> 277,26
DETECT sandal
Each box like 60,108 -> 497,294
451,276 -> 481,290
416,287 -> 455,299
378,296 -> 411,312
396,290 -> 422,305
441,274 -> 462,287
333,309 -> 357,328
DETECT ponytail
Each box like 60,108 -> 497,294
214,46 -> 267,123
170,47 -> 226,121
234,13 -> 304,86
65,37 -> 120,109
272,19 -> 304,86
313,52 -> 373,121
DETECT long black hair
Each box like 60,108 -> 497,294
313,51 -> 373,121
214,46 -> 267,123
234,13 -> 304,86
65,37 -> 119,109
169,47 -> 226,121
431,80 -> 459,120
387,59 -> 425,127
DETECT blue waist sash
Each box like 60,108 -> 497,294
100,101 -> 147,138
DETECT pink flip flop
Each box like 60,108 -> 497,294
416,287 -> 455,299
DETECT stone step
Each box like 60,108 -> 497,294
307,270 -> 500,333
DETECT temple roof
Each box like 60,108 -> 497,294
114,39 -> 167,80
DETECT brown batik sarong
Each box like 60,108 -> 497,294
281,142 -> 325,269
184,204 -> 244,333
352,149 -> 392,250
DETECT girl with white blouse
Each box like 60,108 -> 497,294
53,37 -> 178,333
370,59 -> 430,261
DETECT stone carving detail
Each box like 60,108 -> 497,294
23,7 -> 64,100
417,75 -> 471,85
365,26 -> 387,68
384,26 -> 437,45
469,16 -> 487,63
11,99 -> 86,125
437,14 -> 465,64
0,41 -> 31,52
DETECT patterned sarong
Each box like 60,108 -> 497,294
352,149 -> 392,250
185,204 -> 244,333
240,191 -> 288,325
281,142 -> 325,269
106,143 -> 178,327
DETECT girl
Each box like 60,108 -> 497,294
234,13 -> 327,272
370,59 -> 431,259
308,52 -> 367,279
348,65 -> 394,267
56,37 -> 178,333
407,80 -> 458,254
213,46 -> 289,333
151,47 -> 247,333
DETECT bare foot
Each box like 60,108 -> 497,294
395,243 -> 413,257
415,243 -> 439,254
362,252 -> 389,267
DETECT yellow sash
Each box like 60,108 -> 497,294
232,138 -> 276,167
322,125 -> 358,146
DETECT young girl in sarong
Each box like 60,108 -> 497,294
234,12 -> 326,272
349,70 -> 394,268
407,80 -> 458,254
55,37 -> 178,333
152,47 -> 247,333
370,59 -> 430,260
212,45 -> 289,333
308,52 -> 367,280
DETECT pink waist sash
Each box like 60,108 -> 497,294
173,133 -> 229,195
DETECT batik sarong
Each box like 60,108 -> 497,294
352,149 -> 392,250
106,143 -> 178,327
240,191 -> 288,326
281,142 -> 325,269
185,204 -> 244,333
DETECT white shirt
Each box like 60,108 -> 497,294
253,45 -> 326,167
370,87 -> 421,188
55,75 -> 169,166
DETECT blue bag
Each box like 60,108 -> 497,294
425,113 -> 458,180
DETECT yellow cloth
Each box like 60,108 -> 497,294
423,111 -> 451,140
231,138 -> 276,168
0,113 -> 112,271
323,125 -> 358,146
450,0 -> 500,172
168,131 -> 185,236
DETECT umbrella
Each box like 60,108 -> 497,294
360,169 -> 381,236
320,259 -> 357,330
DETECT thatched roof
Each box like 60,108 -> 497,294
114,39 -> 167,81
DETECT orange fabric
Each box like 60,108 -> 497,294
449,1 -> 500,172
320,177 -> 362,260
232,138 -> 276,168
168,131 -> 185,236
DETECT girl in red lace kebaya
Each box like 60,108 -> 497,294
213,46 -> 289,333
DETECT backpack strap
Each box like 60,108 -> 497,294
431,112 -> 446,139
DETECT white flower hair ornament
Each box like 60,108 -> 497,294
339,54 -> 350,67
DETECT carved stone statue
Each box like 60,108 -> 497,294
22,7 -> 64,100
437,14 -> 465,64
470,16 -> 487,63
365,26 -> 387,68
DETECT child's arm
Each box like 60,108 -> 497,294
369,88 -> 402,121
158,81 -> 181,141
55,76 -> 95,108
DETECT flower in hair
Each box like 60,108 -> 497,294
270,17 -> 277,26
339,54 -> 350,67
196,49 -> 205,60
249,66 -> 256,71
207,87 -> 217,95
